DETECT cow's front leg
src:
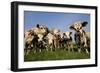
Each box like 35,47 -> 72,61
85,48 -> 89,54
78,45 -> 81,53
70,44 -> 73,52
39,49 -> 42,53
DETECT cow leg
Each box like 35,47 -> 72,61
26,49 -> 30,55
84,46 -> 89,54
68,48 -> 70,52
24,48 -> 27,55
70,44 -> 73,52
33,43 -> 36,53
78,49 -> 81,53
39,49 -> 42,52
46,47 -> 48,51
85,48 -> 89,54
68,44 -> 70,52
24,44 -> 31,55
24,43 -> 28,55
25,45 -> 31,55
49,44 -> 53,51
78,45 -> 81,53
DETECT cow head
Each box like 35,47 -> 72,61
70,21 -> 88,32
52,29 -> 60,36
34,24 -> 49,43
65,32 -> 72,39
35,24 -> 49,35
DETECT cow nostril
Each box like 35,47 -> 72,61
76,28 -> 80,31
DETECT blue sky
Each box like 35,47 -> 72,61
24,11 -> 90,33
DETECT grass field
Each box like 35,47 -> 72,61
24,48 -> 90,62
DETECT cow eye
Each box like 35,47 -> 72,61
41,28 -> 43,29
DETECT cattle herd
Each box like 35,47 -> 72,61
24,21 -> 90,55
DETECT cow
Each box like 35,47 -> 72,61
64,32 -> 73,52
24,24 -> 49,54
52,29 -> 61,48
45,32 -> 56,51
31,24 -> 49,52
70,21 -> 90,54
24,29 -> 38,55
58,32 -> 67,49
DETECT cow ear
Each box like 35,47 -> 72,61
70,32 -> 72,35
63,33 -> 65,35
70,25 -> 74,30
82,21 -> 88,27
36,24 -> 39,28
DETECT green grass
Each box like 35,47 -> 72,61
24,48 -> 90,62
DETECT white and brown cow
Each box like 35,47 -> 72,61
33,24 -> 49,52
45,28 -> 61,51
24,24 -> 49,54
31,24 -> 49,41
52,29 -> 61,49
24,29 -> 38,55
64,32 -> 73,52
46,33 -> 56,51
70,21 -> 90,54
